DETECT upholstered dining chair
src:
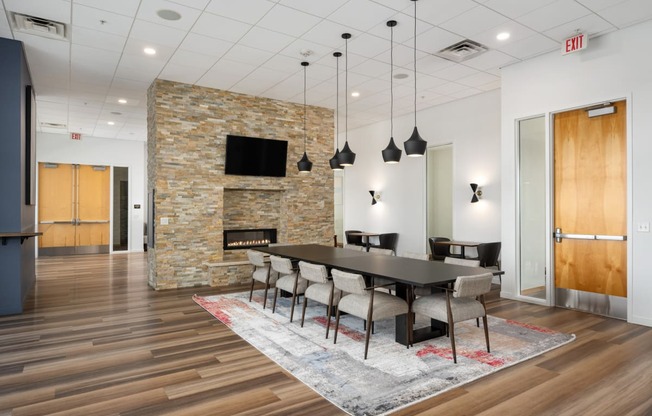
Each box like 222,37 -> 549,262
247,249 -> 277,309
298,261 -> 342,338
368,247 -> 396,290
402,251 -> 429,260
429,237 -> 453,261
345,230 -> 364,246
271,255 -> 307,322
344,244 -> 365,251
444,256 -> 480,267
369,233 -> 399,254
369,247 -> 394,256
331,269 -> 410,359
412,272 -> 494,364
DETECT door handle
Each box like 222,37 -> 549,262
554,228 -> 627,243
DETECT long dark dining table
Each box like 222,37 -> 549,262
256,244 -> 503,346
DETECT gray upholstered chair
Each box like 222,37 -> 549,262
369,247 -> 394,256
247,249 -> 277,309
331,269 -> 410,359
402,251 -> 429,260
412,272 -> 493,363
271,255 -> 307,322
298,261 -> 342,338
344,244 -> 365,251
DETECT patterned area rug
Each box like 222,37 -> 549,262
194,291 -> 574,416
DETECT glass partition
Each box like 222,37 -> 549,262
518,117 -> 546,299
112,166 -> 129,251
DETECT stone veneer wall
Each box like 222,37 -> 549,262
147,79 -> 334,290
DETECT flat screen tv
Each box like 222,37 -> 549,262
225,135 -> 288,177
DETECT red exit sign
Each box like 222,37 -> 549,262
562,33 -> 588,55
71,132 -> 82,140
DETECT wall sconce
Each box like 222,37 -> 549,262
470,183 -> 482,203
369,190 -> 381,205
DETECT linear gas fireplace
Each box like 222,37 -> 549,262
223,228 -> 277,250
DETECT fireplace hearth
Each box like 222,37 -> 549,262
223,228 -> 277,250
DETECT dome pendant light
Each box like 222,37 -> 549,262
337,33 -> 356,167
297,61 -> 313,173
403,0 -> 427,157
381,20 -> 402,164
329,52 -> 343,171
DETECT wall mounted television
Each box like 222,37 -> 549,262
224,135 -> 288,177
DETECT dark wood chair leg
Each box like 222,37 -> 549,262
249,276 -> 255,303
300,296 -> 308,327
262,267 -> 271,309
482,314 -> 490,353
333,309 -> 341,344
450,321 -> 457,364
326,284 -> 335,339
272,287 -> 279,313
289,271 -> 299,322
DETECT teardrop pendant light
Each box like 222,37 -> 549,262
381,20 -> 402,164
297,61 -> 313,173
329,52 -> 343,171
337,33 -> 356,167
403,0 -> 427,157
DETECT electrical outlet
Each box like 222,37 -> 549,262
160,217 -> 169,225
638,222 -> 650,232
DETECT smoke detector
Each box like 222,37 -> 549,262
435,39 -> 488,63
11,12 -> 68,40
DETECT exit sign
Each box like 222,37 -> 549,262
71,132 -> 82,140
562,33 -> 588,55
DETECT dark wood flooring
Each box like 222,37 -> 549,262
0,253 -> 650,415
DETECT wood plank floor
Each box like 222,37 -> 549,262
1,253 -> 650,415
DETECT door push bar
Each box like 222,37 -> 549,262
554,228 -> 627,243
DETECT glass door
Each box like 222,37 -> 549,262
112,167 -> 129,251
517,116 -> 547,300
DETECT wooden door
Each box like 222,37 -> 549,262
38,163 -> 110,255
553,100 -> 627,298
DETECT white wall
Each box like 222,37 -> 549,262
343,89 -> 501,256
501,20 -> 652,326
36,132 -> 147,253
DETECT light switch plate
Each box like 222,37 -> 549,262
638,222 -> 650,232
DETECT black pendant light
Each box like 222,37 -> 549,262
403,0 -> 427,157
337,33 -> 356,166
329,52 -> 343,171
297,61 -> 313,173
381,20 -> 402,164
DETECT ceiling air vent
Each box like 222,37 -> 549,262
435,39 -> 488,63
11,12 -> 68,40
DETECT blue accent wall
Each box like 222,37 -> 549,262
0,38 -> 36,315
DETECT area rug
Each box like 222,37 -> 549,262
193,291 -> 574,416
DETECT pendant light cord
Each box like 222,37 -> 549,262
345,35 -> 348,142
303,63 -> 307,152
413,0 -> 417,127
336,54 -> 339,148
390,22 -> 394,138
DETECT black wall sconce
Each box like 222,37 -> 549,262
470,183 -> 482,203
369,190 -> 381,205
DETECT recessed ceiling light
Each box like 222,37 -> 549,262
144,47 -> 156,55
394,73 -> 408,79
157,9 -> 182,21
496,32 -> 510,41
107,121 -> 115,125
118,98 -> 127,104
351,91 -> 360,98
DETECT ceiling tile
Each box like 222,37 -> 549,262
257,4 -> 322,37
130,19 -> 187,47
232,66 -> 291,96
472,21 -> 538,50
416,55 -> 456,75
71,26 -> 127,52
416,0 -> 477,26
544,13 -> 615,42
482,0 -> 555,19
179,33 -> 234,56
365,10 -> 433,45
414,26 -> 465,54
206,0 -> 276,24
168,49 -> 219,70
518,0 -> 592,32
433,63 -> 480,81
350,58 -> 390,79
300,19 -> 356,49
327,1 -> 396,32
73,0 -> 139,17
464,49 -> 519,71
239,26 -> 297,54
439,6 -> 511,38
597,0 -> 652,28
496,33 -> 559,59
221,44 -> 274,66
191,12 -> 252,42
278,0 -> 350,18
348,33 -> 388,59
169,0 -> 211,10
576,0 -> 629,12
122,37 -> 177,62
72,4 -> 134,37
136,0 -> 203,30
196,58 -> 256,90
264,54 -> 302,73
456,71 -> 500,87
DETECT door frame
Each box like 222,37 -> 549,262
513,95 -> 633,320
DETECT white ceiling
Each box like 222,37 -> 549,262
1,0 -> 651,142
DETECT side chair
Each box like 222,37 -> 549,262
298,261 -> 341,338
270,255 -> 307,322
247,249 -> 277,309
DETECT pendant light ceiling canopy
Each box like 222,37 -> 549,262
329,51 -> 343,171
403,0 -> 427,157
297,61 -> 313,173
381,20 -> 402,164
337,33 -> 356,167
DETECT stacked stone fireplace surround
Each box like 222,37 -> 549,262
147,79 -> 334,290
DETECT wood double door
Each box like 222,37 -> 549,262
553,101 -> 627,315
38,163 -> 110,255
